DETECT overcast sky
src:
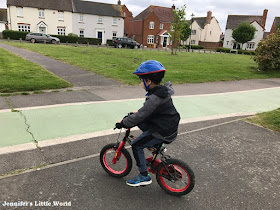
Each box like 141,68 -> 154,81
1,0 -> 279,32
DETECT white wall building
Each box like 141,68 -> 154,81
223,9 -> 268,51
186,11 -> 221,46
6,0 -> 124,44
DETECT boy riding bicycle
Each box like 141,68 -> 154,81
116,60 -> 180,187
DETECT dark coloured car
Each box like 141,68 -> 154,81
113,37 -> 140,49
25,33 -> 60,44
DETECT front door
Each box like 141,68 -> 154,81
163,37 -> 167,48
39,27 -> 46,34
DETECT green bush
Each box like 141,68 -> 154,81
181,45 -> 204,49
254,30 -> 280,71
50,34 -> 102,45
216,47 -> 231,53
237,50 -> 255,55
67,33 -> 78,37
2,30 -> 28,40
106,39 -> 114,46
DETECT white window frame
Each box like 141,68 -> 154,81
80,30 -> 84,37
247,43 -> 255,49
58,27 -> 66,35
191,30 -> 196,35
160,24 -> 163,29
58,11 -> 64,21
79,14 -> 84,22
149,22 -> 154,29
17,7 -> 23,17
112,18 -> 117,25
38,9 -> 44,18
123,12 -> 126,17
98,17 -> 103,24
147,35 -> 154,44
191,40 -> 196,45
112,32 -> 117,39
18,24 -> 30,32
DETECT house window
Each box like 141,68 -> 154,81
18,24 -> 30,32
17,7 -> 23,17
227,41 -> 229,45
79,14 -> 84,22
149,22 -> 154,29
160,24 -> 163,29
191,40 -> 195,45
147,35 -> 154,44
58,11 -> 64,21
80,30 -> 84,37
247,43 -> 255,49
38,9 -> 44,18
170,25 -> 174,31
58,27 -> 66,35
112,32 -> 117,39
98,17 -> 103,24
210,31 -> 212,35
191,30 -> 196,35
123,12 -> 126,17
113,18 -> 117,25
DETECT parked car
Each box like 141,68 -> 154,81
25,33 -> 60,44
113,37 -> 140,49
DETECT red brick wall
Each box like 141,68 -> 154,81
130,20 -> 143,43
122,5 -> 133,37
199,41 -> 222,49
143,12 -> 160,46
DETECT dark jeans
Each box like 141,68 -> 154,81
131,124 -> 164,174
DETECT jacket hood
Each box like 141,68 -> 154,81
149,81 -> 174,98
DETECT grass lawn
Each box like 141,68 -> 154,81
0,48 -> 71,93
245,108 -> 280,132
3,42 -> 280,85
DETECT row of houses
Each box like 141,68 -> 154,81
0,0 -> 279,50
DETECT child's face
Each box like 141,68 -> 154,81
140,78 -> 152,90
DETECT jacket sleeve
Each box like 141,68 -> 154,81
121,95 -> 163,128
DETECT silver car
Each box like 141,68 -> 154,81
25,33 -> 60,44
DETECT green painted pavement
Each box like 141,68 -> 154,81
1,87 -> 280,147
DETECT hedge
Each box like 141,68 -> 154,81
2,30 -> 28,40
181,45 -> 204,49
106,39 -> 114,46
216,47 -> 255,55
50,34 -> 102,45
1,30 -> 102,45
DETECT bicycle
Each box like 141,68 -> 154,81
100,127 -> 195,196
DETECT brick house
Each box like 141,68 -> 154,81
129,5 -> 174,48
223,9 -> 268,50
270,17 -> 280,34
121,4 -> 133,37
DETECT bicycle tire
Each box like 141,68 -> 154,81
156,158 -> 195,196
100,143 -> 132,178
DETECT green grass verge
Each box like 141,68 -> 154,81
0,47 -> 72,93
245,108 -> 280,132
3,42 -> 280,85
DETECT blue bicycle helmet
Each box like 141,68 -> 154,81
133,60 -> 165,75
133,60 -> 166,92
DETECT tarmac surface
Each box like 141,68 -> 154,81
0,42 -> 280,209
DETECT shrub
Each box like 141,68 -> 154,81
106,39 -> 114,46
2,30 -> 28,40
216,47 -> 231,53
254,30 -> 280,71
50,34 -> 102,45
181,45 -> 204,49
237,50 -> 255,55
67,33 -> 78,37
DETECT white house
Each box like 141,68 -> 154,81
186,11 -> 221,49
72,0 -> 124,44
6,0 -> 124,44
223,9 -> 268,51
0,9 -> 7,33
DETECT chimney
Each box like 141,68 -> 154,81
262,9 -> 268,28
206,11 -> 212,24
172,4 -> 175,10
117,0 -> 121,6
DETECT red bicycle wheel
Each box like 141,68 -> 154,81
100,143 -> 132,178
156,158 -> 195,196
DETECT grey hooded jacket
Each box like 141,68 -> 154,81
121,81 -> 180,142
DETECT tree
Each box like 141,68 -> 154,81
169,5 -> 186,55
232,22 -> 256,49
276,24 -> 280,32
180,21 -> 191,44
254,30 -> 280,71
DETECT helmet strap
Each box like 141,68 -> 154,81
142,78 -> 150,94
